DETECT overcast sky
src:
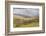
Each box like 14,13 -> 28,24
13,8 -> 39,17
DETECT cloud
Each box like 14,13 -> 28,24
13,8 -> 39,16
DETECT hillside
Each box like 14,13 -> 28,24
13,15 -> 39,27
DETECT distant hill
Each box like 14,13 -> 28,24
13,14 -> 39,20
14,13 -> 32,18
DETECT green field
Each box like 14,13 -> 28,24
13,16 -> 39,27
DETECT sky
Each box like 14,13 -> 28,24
13,8 -> 39,17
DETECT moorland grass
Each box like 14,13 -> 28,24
13,16 -> 39,27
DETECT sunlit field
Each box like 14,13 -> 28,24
13,15 -> 39,27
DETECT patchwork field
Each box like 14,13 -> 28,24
13,15 -> 39,27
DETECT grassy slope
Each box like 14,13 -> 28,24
13,15 -> 39,27
14,22 -> 39,27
